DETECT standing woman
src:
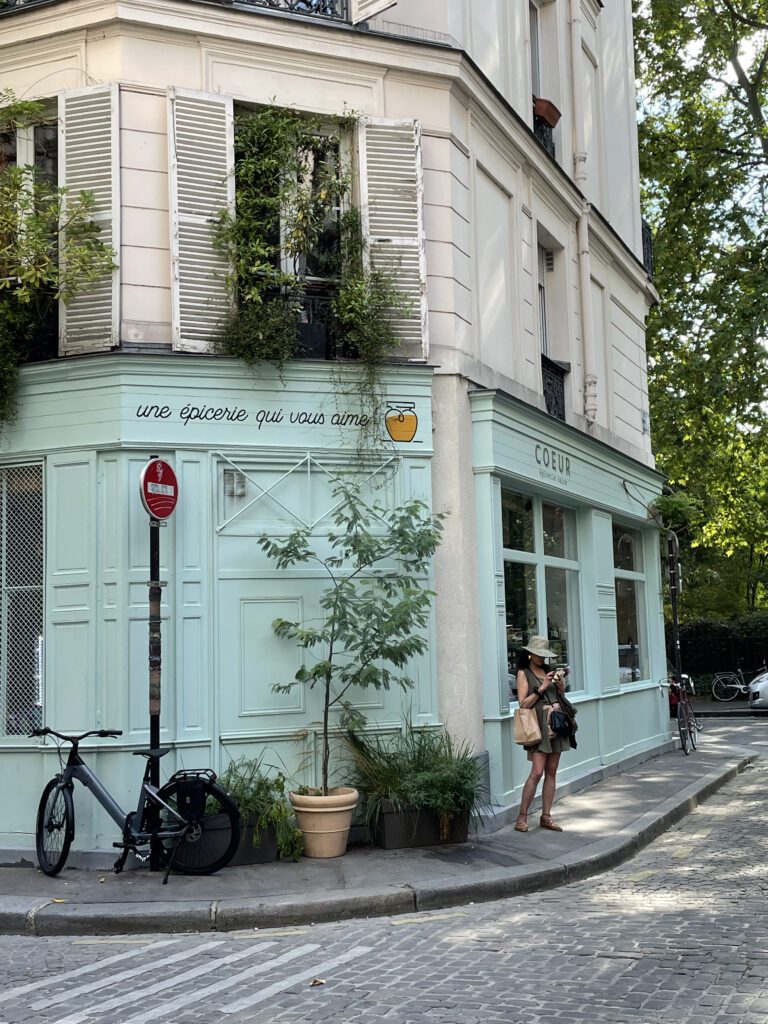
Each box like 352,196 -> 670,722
514,635 -> 570,833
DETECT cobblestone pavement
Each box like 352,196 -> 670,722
2,735 -> 767,1023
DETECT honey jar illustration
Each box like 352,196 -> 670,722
385,401 -> 418,443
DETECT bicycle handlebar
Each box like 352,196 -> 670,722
30,727 -> 123,742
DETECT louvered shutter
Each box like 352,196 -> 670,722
349,0 -> 397,23
169,88 -> 234,352
58,85 -> 120,354
358,118 -> 428,357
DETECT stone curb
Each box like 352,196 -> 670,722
0,754 -> 756,937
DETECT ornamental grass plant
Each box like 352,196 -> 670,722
344,723 -> 487,840
216,755 -> 303,861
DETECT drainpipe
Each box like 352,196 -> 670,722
570,0 -> 598,425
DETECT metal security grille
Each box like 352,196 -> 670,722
0,465 -> 44,736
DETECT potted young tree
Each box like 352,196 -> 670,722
259,481 -> 445,858
216,756 -> 303,864
344,723 -> 487,849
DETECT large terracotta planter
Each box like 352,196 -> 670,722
289,787 -> 359,858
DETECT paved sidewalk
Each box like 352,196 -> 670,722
0,738 -> 758,937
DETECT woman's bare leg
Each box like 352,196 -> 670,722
519,752 -> 547,817
541,752 -> 561,817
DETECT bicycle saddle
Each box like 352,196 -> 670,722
132,747 -> 172,759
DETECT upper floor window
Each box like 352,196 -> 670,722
529,1 -> 541,98
0,111 -> 57,184
537,243 -> 551,356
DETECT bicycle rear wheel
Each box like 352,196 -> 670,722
677,700 -> 691,755
712,674 -> 739,701
36,778 -> 74,876
155,778 -> 240,875
684,698 -> 698,750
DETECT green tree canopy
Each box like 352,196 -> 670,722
635,0 -> 768,610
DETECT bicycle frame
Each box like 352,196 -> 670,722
57,745 -> 186,841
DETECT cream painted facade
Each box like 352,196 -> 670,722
0,0 -> 668,857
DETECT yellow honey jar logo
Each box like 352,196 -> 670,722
385,401 -> 418,443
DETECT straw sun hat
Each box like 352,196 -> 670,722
522,635 -> 556,659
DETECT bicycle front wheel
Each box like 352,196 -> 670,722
712,674 -> 739,701
36,778 -> 74,876
677,700 -> 691,755
156,778 -> 240,875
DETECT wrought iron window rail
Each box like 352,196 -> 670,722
1,0 -> 348,18
533,114 -> 556,159
641,218 -> 654,280
541,354 -> 570,422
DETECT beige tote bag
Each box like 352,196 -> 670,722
513,707 -> 542,746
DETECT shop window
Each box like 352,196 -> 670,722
0,465 -> 44,737
613,524 -> 647,684
503,488 -> 582,698
502,491 -> 534,552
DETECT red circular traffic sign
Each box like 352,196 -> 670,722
140,459 -> 178,519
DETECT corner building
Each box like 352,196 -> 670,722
0,0 -> 669,855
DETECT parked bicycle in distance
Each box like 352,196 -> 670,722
711,663 -> 768,702
661,674 -> 701,755
32,727 -> 240,883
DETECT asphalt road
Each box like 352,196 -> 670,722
1,720 -> 767,1024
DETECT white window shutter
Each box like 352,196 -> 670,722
357,118 -> 428,358
349,0 -> 397,24
58,85 -> 120,355
168,88 -> 234,353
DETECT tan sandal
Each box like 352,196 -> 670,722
514,813 -> 529,833
539,814 -> 563,832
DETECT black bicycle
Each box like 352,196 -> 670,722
663,676 -> 701,755
32,727 -> 240,883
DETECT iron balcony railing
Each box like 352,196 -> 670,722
1,0 -> 348,17
533,115 -> 556,160
641,218 -> 654,280
541,354 -> 569,422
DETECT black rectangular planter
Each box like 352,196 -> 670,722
372,802 -> 469,850
228,817 -> 278,866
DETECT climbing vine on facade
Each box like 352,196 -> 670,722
214,104 -> 410,441
0,90 -> 116,427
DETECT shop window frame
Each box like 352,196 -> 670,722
502,488 -> 583,700
613,523 -> 649,686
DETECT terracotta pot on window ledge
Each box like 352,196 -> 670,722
533,97 -> 562,128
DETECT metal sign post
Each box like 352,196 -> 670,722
139,456 -> 179,870
667,530 -> 684,686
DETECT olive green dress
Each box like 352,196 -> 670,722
522,668 -> 571,759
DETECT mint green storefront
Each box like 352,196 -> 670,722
0,355 -> 437,858
470,390 -> 672,810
